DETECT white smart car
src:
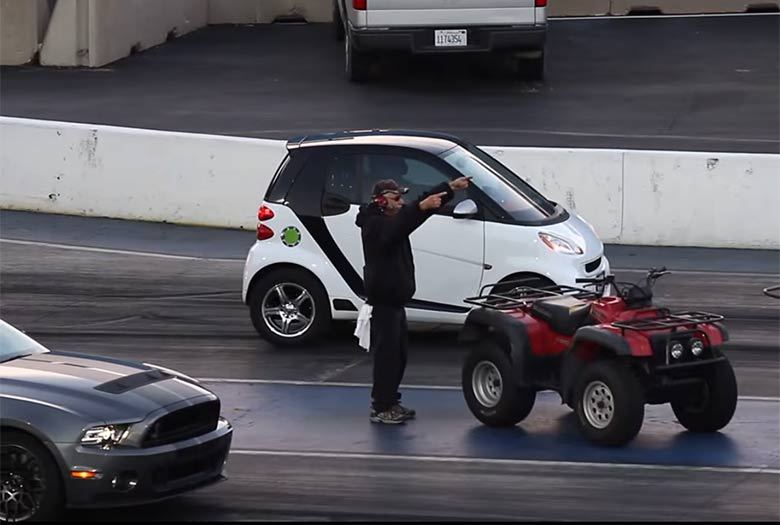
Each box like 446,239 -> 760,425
242,130 -> 609,346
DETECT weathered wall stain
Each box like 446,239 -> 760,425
79,129 -> 101,169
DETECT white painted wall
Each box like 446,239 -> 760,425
0,117 -> 286,229
208,0 -> 331,23
1,117 -> 778,248
40,0 -> 207,68
610,0 -> 780,15
0,0 -> 39,65
621,150 -> 780,248
89,0 -> 208,68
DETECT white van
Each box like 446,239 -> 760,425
333,0 -> 548,81
241,130 -> 609,346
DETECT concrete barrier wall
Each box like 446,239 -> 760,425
40,0 -> 207,68
609,0 -> 779,15
0,118 -> 286,229
1,117 -> 778,248
0,0 -> 39,65
88,0 -> 208,68
208,0 -> 331,24
621,150 -> 780,248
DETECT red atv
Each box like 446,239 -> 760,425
459,268 -> 737,446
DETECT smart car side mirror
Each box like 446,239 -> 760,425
453,199 -> 478,219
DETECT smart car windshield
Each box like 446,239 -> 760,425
440,145 -> 559,222
0,320 -> 49,363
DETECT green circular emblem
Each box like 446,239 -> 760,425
281,226 -> 302,247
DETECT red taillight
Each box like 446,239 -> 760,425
535,0 -> 547,6
257,224 -> 274,241
353,0 -> 367,10
258,205 -> 275,221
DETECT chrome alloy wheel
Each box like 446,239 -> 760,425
261,283 -> 316,338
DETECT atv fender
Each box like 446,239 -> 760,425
560,326 -> 633,406
459,308 -> 531,386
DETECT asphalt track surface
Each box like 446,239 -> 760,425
1,15 -> 778,153
1,211 -> 778,521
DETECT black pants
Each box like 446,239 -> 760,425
370,304 -> 408,412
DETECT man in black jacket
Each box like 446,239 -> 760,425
355,176 -> 470,424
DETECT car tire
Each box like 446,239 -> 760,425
574,360 -> 645,446
333,1 -> 345,41
671,355 -> 738,433
0,431 -> 64,522
248,268 -> 331,347
345,31 -> 371,82
462,340 -> 536,427
515,50 -> 545,81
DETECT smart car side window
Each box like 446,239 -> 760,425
358,154 -> 467,211
320,153 -> 361,215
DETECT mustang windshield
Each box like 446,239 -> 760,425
441,145 -> 559,223
0,320 -> 49,363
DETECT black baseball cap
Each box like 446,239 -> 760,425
372,179 -> 409,197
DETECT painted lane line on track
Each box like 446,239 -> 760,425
229,450 -> 780,476
198,378 -> 780,402
0,238 -> 243,262
3,238 -> 778,277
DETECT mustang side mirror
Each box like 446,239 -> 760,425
453,199 -> 478,219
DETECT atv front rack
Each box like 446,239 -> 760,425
464,281 -> 601,311
612,311 -> 724,333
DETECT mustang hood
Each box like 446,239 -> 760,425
0,351 -> 213,422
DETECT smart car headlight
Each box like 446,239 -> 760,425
539,232 -> 583,255
81,424 -> 131,449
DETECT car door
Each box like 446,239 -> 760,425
320,146 -> 485,312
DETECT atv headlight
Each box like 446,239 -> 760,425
670,342 -> 684,360
691,339 -> 705,357
81,424 -> 131,449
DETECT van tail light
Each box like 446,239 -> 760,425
535,0 -> 547,6
258,205 -> 275,221
257,224 -> 274,241
353,0 -> 367,10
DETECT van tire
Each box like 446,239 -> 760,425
346,32 -> 371,82
333,1 -> 345,41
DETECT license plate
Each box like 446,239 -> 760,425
435,29 -> 467,47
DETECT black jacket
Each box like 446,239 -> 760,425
355,182 -> 454,307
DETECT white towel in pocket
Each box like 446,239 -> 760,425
353,303 -> 373,351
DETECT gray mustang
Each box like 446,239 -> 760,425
0,319 -> 233,521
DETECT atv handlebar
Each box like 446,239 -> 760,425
576,267 -> 671,307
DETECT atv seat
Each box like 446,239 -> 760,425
531,295 -> 592,336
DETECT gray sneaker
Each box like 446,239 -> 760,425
395,403 -> 416,419
370,406 -> 407,424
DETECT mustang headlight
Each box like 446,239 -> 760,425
539,232 -> 584,255
81,424 -> 131,449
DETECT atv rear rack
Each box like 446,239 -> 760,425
464,281 -> 601,311
612,311 -> 724,333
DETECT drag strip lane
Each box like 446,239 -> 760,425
206,383 -> 780,471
